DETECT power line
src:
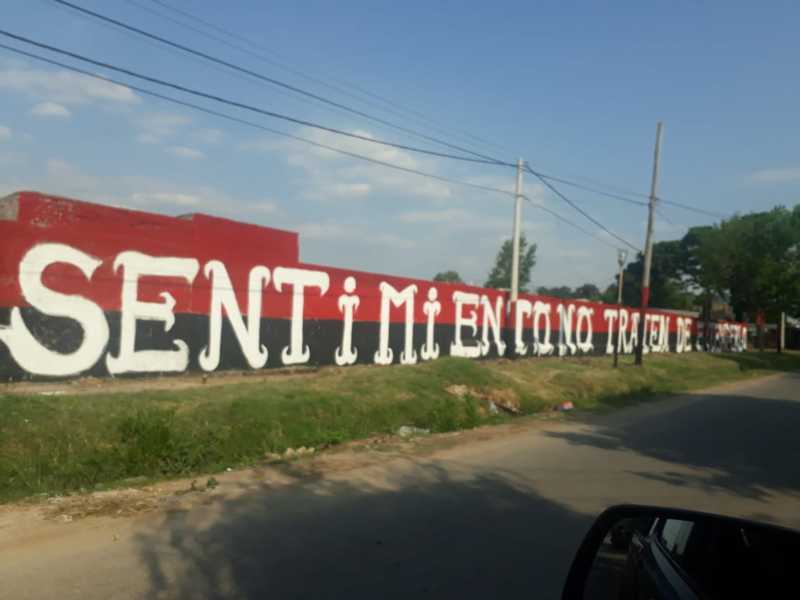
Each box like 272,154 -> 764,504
0,42 -> 641,262
521,195 -> 624,251
50,0 -> 509,166
0,42 -> 518,201
534,173 -> 648,207
127,0 -> 515,157
525,165 -> 641,252
0,29 -> 515,168
54,1 -> 727,223
657,198 -> 727,219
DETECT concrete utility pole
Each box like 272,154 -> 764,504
510,157 -> 524,303
614,248 -> 628,368
635,122 -> 663,366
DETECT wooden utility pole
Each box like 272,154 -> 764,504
635,122 -> 663,366
614,249 -> 628,368
778,311 -> 786,353
510,158 -> 524,303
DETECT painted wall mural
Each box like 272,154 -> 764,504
0,192 -> 748,380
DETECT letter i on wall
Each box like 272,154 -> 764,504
335,276 -> 359,366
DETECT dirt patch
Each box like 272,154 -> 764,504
446,384 -> 521,414
486,388 -> 521,414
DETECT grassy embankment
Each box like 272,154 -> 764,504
1,351 -> 798,503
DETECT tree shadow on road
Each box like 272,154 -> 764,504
135,462 -> 593,599
546,373 -> 800,503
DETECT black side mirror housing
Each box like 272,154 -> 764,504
562,504 -> 800,600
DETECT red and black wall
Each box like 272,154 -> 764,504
0,192 -> 747,380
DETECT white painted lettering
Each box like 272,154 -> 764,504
421,287 -> 441,361
514,299 -> 533,356
199,261 -> 270,372
557,303 -> 577,356
375,282 -> 417,365
0,243 -> 109,376
335,276 -> 359,366
576,306 -> 594,353
273,267 -> 330,365
480,295 -> 506,356
106,251 -> 199,374
533,301 -> 554,356
450,291 -> 480,358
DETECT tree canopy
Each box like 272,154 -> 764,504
432,270 -> 463,283
484,235 -> 537,290
536,284 -> 602,301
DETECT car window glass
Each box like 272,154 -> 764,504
658,519 -> 694,558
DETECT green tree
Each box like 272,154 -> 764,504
692,206 -> 800,321
573,283 -> 602,300
432,270 -> 463,284
484,235 -> 537,290
536,285 -> 574,299
618,240 -> 698,310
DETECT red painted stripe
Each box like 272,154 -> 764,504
0,191 -> 717,333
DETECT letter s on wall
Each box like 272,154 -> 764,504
0,243 -> 109,376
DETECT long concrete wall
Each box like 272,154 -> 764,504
0,191 -> 748,380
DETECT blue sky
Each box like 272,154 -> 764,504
1,0 -> 798,290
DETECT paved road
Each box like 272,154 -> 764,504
2,373 -> 799,599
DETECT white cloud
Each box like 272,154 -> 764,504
398,208 -> 472,224
250,201 -> 280,214
137,113 -> 191,144
166,146 -> 205,160
749,166 -> 800,184
241,126 -> 455,201
296,220 -> 413,249
192,128 -> 223,144
30,102 -> 71,119
0,151 -> 26,167
296,221 -> 353,240
324,182 -> 372,198
136,133 -> 161,145
130,192 -> 202,207
0,65 -> 139,105
0,125 -> 11,142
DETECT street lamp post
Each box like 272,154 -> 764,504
614,249 -> 628,368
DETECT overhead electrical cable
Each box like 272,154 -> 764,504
657,198 -> 727,219
522,196 -> 622,251
54,1 -> 725,221
50,0 -> 510,166
533,173 -> 648,207
123,0 -> 514,156
525,164 -> 641,252
2,42 -> 635,259
0,42 -> 517,200
0,29 -> 515,167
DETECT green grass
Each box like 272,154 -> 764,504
1,350 -> 797,503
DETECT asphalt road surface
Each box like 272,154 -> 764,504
2,373 -> 799,599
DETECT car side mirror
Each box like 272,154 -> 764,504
562,504 -> 800,600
